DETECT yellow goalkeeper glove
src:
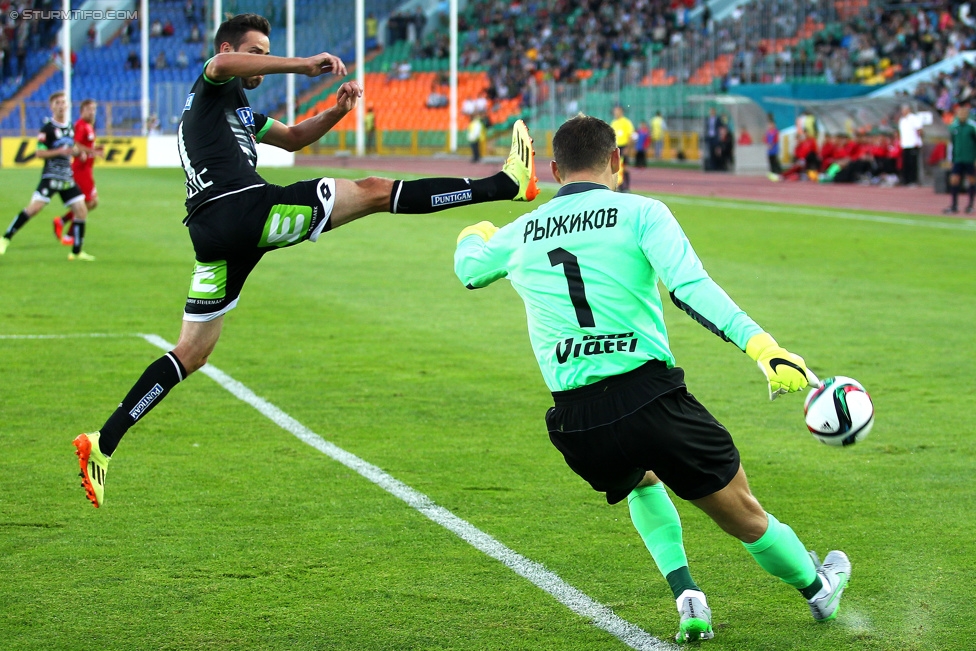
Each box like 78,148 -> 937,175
457,221 -> 498,244
746,333 -> 810,400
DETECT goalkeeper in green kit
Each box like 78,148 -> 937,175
454,115 -> 850,643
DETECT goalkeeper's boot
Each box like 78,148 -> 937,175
807,550 -> 851,621
503,119 -> 539,202
0,237 -> 10,255
675,590 -> 714,643
68,251 -> 95,261
74,432 -> 110,508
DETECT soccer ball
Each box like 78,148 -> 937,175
803,376 -> 874,446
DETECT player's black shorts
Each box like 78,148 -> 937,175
32,178 -> 84,206
951,162 -> 976,177
546,360 -> 740,504
183,177 -> 337,321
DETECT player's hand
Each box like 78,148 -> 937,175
335,82 -> 363,114
303,52 -> 347,78
745,333 -> 810,400
457,221 -> 498,244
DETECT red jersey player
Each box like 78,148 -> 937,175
55,98 -> 103,245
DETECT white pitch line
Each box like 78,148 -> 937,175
657,194 -> 976,231
0,333 -> 132,339
138,334 -> 676,651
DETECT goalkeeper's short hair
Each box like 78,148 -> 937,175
553,114 -> 618,174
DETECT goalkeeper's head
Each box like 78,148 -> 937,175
551,114 -> 620,188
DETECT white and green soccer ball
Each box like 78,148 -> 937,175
803,376 -> 874,447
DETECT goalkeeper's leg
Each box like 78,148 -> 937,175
692,464 -> 849,621
628,473 -> 713,642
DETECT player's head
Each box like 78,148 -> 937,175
49,91 -> 67,121
612,105 -> 624,119
956,101 -> 971,121
80,98 -> 97,124
551,114 -> 619,186
214,13 -> 271,89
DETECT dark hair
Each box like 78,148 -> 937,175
48,91 -> 65,103
79,98 -> 96,110
552,114 -> 617,174
214,13 -> 271,51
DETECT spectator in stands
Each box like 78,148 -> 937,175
185,0 -> 198,24
162,20 -> 175,37
897,104 -> 924,186
87,23 -> 97,47
150,19 -> 163,38
146,114 -> 161,136
395,60 -> 411,81
126,50 -> 140,70
426,79 -> 448,108
155,50 -> 167,70
186,23 -> 202,44
0,29 -> 8,84
177,50 -> 189,68
366,13 -> 379,51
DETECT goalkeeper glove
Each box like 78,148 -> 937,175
745,332 -> 810,401
457,221 -> 499,244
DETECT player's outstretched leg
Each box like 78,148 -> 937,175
503,119 -> 539,202
806,550 -> 851,621
73,431 -> 110,508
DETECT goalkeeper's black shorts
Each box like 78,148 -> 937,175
546,360 -> 740,504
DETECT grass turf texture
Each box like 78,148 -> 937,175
1,166 -> 974,650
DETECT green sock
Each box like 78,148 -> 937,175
628,483 -> 699,598
743,512 -> 820,595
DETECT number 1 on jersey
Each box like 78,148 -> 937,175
548,247 -> 595,327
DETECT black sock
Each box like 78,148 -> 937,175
799,575 -> 824,600
951,185 -> 960,210
4,210 -> 30,239
99,352 -> 187,456
71,221 -> 86,254
390,172 -> 518,214
968,185 -> 974,208
665,567 -> 701,600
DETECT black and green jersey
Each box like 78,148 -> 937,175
178,59 -> 276,221
37,118 -> 74,183
949,118 -> 976,164
455,182 -> 763,391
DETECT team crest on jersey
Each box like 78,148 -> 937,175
236,107 -> 255,128
53,128 -> 62,138
183,93 -> 195,111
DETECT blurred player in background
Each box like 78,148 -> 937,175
610,105 -> 633,191
454,114 -> 851,643
55,98 -> 104,247
73,13 -> 539,509
0,91 -> 96,260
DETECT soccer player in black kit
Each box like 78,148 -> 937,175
73,13 -> 539,507
1,91 -> 95,260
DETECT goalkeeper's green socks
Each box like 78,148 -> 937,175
628,483 -> 700,598
743,512 -> 822,598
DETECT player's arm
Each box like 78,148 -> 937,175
260,82 -> 362,152
454,221 -> 510,289
205,51 -> 346,83
638,203 -> 809,398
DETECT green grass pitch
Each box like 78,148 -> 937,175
1,166 -> 974,650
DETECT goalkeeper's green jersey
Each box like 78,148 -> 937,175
454,182 -> 763,392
